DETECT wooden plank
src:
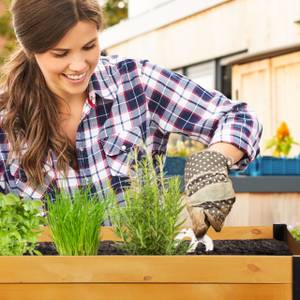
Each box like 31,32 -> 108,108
0,255 -> 291,284
0,283 -> 291,300
39,226 -> 273,242
208,226 -> 273,240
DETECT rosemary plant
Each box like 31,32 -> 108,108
46,188 -> 108,256
109,151 -> 188,255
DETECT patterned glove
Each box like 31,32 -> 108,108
183,150 -> 236,238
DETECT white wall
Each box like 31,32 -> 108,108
128,0 -> 172,18
101,0 -> 300,70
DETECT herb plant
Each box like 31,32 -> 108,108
109,151 -> 188,255
46,188 -> 108,256
0,193 -> 45,256
290,225 -> 300,243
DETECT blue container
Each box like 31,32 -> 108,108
230,159 -> 259,176
165,156 -> 260,177
164,155 -> 300,177
164,157 -> 186,192
164,156 -> 186,176
257,156 -> 300,175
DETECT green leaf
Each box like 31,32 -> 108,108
0,192 -> 44,256
264,138 -> 276,150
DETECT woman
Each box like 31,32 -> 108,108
0,0 -> 262,236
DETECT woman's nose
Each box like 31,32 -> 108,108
68,58 -> 88,72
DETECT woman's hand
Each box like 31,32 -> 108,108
183,150 -> 236,238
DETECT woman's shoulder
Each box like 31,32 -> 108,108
95,55 -> 148,74
89,55 -> 148,99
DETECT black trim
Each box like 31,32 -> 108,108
273,224 -> 288,241
293,256 -> 300,300
229,44 -> 300,65
231,176 -> 300,193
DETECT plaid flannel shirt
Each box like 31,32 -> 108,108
0,55 -> 262,220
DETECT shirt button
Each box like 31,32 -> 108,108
121,145 -> 126,151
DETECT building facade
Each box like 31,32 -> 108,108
101,0 -> 300,156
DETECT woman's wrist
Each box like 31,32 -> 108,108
207,142 -> 244,167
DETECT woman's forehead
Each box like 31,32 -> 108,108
52,21 -> 98,49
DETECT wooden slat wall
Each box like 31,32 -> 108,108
225,193 -> 300,226
232,51 -> 300,157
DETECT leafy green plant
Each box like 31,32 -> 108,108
109,151 -> 188,255
0,193 -> 45,256
102,0 -> 128,28
0,0 -> 17,66
46,187 -> 109,256
290,225 -> 300,243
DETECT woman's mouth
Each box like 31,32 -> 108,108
63,72 -> 87,83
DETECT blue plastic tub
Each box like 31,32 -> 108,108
229,159 -> 259,176
164,156 -> 186,176
164,155 -> 300,177
256,156 -> 300,175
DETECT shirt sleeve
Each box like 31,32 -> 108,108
141,60 -> 263,169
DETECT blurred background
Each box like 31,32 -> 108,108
1,0 -> 300,157
99,0 -> 300,159
1,0 -> 300,226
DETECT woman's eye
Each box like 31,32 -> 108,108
83,44 -> 96,51
51,44 -> 96,58
52,52 -> 67,58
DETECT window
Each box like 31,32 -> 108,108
186,61 -> 216,91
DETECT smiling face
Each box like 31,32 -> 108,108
34,21 -> 100,102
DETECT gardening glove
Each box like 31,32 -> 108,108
183,150 -> 236,238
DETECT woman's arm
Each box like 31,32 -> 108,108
208,142 -> 245,166
141,60 -> 263,169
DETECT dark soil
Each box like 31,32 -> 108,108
31,239 -> 291,256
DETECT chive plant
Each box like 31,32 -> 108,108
109,151 -> 189,255
46,188 -> 108,256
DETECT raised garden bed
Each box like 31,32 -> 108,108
0,224 -> 299,300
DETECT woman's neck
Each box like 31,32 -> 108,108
58,92 -> 87,116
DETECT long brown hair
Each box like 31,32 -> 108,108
0,0 -> 102,188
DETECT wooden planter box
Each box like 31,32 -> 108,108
0,225 -> 299,300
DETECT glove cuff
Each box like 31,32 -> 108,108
185,150 -> 230,197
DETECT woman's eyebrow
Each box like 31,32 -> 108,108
52,38 -> 97,51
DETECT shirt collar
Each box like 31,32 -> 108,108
87,56 -> 119,106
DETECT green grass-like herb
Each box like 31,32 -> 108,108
46,188 -> 108,256
109,151 -> 188,255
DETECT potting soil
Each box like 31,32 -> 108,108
31,239 -> 291,256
